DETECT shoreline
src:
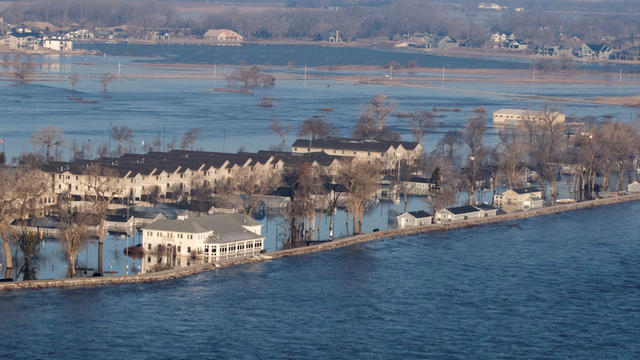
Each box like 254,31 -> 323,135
3,192 -> 640,291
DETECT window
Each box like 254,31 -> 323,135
212,247 -> 216,253
148,243 -> 151,250
187,247 -> 191,253
255,242 -> 262,248
177,246 -> 181,253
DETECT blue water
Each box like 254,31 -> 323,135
77,43 -> 534,69
2,202 -> 639,359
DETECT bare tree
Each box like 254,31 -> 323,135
496,127 -> 528,189
269,118 -> 290,147
462,113 -> 486,205
30,126 -> 64,162
299,115 -> 333,140
180,128 -> 201,150
225,167 -> 281,216
226,66 -> 275,88
410,110 -> 435,144
352,94 -> 398,140
69,73 -> 80,92
82,165 -> 121,275
100,73 -> 115,94
56,194 -> 93,278
13,60 -> 34,84
110,125 -> 134,155
339,160 -> 382,234
6,168 -> 50,280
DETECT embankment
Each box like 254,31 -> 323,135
2,192 -> 640,291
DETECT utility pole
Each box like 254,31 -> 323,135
390,66 -> 393,81
222,129 -> 226,153
304,64 -> 307,88
441,64 -> 445,87
619,68 -> 622,83
108,121 -> 112,154
214,63 -> 217,79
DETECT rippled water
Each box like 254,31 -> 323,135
1,202 -> 639,359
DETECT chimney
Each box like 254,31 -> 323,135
177,213 -> 187,221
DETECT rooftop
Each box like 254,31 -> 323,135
144,213 -> 262,243
292,137 -> 420,153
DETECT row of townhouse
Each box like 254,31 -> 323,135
3,31 -> 73,51
291,136 -> 423,170
42,149 -> 348,202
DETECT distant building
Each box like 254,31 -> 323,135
42,36 -> 73,51
292,137 -> 424,169
142,213 -> 263,259
5,31 -> 41,50
493,186 -> 544,211
396,210 -> 432,228
493,109 -> 565,126
436,35 -> 458,49
578,43 -> 611,60
203,29 -> 243,42
507,39 -> 527,50
615,46 -> 640,61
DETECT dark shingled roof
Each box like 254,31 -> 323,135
408,210 -> 432,218
292,137 -> 420,153
512,186 -> 540,195
446,205 -> 481,215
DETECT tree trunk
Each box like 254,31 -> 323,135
329,212 -> 334,240
403,192 -> 408,213
468,183 -> 475,205
345,210 -> 349,235
1,228 -> 12,269
68,253 -> 76,278
97,217 -> 105,275
619,167 -> 625,192
352,211 -> 358,235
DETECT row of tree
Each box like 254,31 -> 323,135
25,125 -> 202,164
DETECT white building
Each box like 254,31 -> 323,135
493,109 -> 565,126
42,36 -> 73,51
396,210 -> 432,228
203,29 -> 243,42
493,186 -> 544,211
628,181 -> 640,193
142,213 -> 264,260
434,204 -> 498,223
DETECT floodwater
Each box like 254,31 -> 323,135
1,202 -> 639,358
1,44 -> 640,280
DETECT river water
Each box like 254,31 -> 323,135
1,202 -> 639,359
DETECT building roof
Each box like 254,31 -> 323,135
407,210 -> 432,218
446,205 -> 481,215
144,212 -> 262,244
511,186 -> 540,195
292,137 -> 420,153
473,204 -> 497,211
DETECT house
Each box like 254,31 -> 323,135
537,45 -> 573,57
615,46 -> 640,61
628,181 -> 640,193
203,29 -> 243,42
396,210 -> 432,228
402,176 -> 434,195
436,35 -> 458,49
291,137 -> 423,170
41,36 -> 73,51
493,109 -> 565,126
578,44 -> 611,60
5,31 -> 41,50
493,186 -> 544,211
142,213 -> 264,260
507,39 -> 527,50
491,32 -> 515,45
434,204 -> 498,223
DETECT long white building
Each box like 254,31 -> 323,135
142,213 -> 264,260
493,109 -> 565,125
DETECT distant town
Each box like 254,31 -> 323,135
1,0 -> 640,63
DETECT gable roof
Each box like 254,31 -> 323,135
144,213 -> 261,240
511,186 -> 540,195
292,137 -> 419,153
446,205 -> 480,215
407,210 -> 432,218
